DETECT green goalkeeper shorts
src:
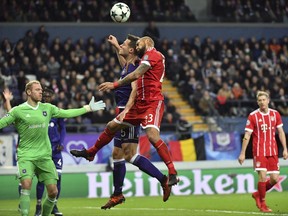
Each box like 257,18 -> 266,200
17,158 -> 58,185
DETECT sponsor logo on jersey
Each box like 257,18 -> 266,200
43,111 -> 47,116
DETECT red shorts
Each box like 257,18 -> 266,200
253,155 -> 279,174
116,100 -> 164,131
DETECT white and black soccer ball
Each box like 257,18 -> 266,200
110,2 -> 130,23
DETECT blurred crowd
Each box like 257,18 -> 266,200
1,0 -> 287,23
212,0 -> 288,23
164,34 -> 288,118
1,25 -> 288,133
0,0 -> 196,22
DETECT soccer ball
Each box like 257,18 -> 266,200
110,2 -> 130,23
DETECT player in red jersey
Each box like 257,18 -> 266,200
238,91 -> 287,213
71,36 -> 178,187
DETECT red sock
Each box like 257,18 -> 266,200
153,139 -> 177,175
266,180 -> 274,191
258,182 -> 266,203
87,128 -> 115,155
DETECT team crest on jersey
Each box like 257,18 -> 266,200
271,116 -> 275,121
42,111 -> 47,116
22,169 -> 27,173
143,55 -> 148,60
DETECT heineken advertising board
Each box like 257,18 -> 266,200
1,166 -> 287,199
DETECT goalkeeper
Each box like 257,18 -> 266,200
0,80 -> 106,216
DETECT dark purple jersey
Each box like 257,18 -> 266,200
48,118 -> 66,160
114,63 -> 139,108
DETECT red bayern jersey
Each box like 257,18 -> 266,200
137,47 -> 165,101
245,108 -> 283,157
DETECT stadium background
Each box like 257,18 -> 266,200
0,0 -> 288,200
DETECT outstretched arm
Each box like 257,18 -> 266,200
99,63 -> 150,91
54,97 -> 106,118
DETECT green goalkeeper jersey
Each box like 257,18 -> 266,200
0,102 -> 87,161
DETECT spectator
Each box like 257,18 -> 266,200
142,21 -> 160,47
199,90 -> 218,116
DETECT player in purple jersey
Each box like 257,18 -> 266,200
72,34 -> 172,209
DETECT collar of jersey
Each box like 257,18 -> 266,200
25,101 -> 40,110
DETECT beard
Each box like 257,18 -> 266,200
137,46 -> 146,58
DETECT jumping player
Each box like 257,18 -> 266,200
74,34 -> 171,208
71,36 -> 179,187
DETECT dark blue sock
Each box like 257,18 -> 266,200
56,173 -> 61,199
36,182 -> 45,200
113,160 -> 126,195
18,184 -> 21,197
132,155 -> 164,182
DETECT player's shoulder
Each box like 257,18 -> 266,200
269,108 -> 281,117
249,109 -> 259,116
268,108 -> 279,113
11,102 -> 28,112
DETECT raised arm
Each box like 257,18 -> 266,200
3,88 -> 13,111
108,35 -> 126,68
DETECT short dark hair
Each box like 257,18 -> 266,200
43,87 -> 54,97
127,34 -> 140,49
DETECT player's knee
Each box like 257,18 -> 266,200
123,149 -> 132,161
270,177 -> 278,185
145,129 -> 160,143
122,144 -> 137,161
47,186 -> 58,198
112,147 -> 124,159
107,120 -> 120,133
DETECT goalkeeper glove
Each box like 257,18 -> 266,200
84,96 -> 106,112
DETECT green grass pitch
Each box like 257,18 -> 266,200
1,192 -> 288,216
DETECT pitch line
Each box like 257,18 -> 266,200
83,206 -> 288,215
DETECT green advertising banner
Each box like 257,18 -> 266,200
1,166 -> 287,200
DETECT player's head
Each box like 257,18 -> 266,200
256,91 -> 270,111
127,34 -> 140,49
136,36 -> 154,57
42,88 -> 54,103
119,34 -> 140,57
25,80 -> 43,102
